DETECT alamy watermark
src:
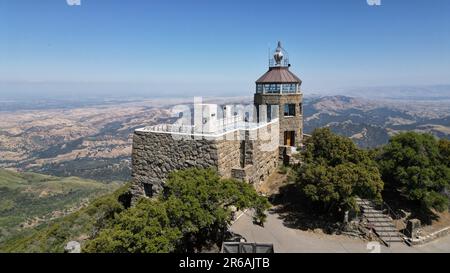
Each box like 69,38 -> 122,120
138,97 -> 280,152
367,241 -> 381,253
367,0 -> 381,6
66,0 -> 81,6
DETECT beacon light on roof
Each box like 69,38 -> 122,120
274,42 -> 284,65
270,41 -> 290,67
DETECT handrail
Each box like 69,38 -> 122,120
358,198 -> 393,247
377,201 -> 411,239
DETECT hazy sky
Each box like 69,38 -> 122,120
1,0 -> 449,98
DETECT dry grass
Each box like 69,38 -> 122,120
422,210 -> 450,234
256,168 -> 290,196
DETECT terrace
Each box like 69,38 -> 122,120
136,114 -> 279,138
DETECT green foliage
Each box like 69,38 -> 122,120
85,168 -> 270,253
162,168 -> 270,251
0,169 -> 120,246
377,132 -> 450,212
302,127 -> 371,166
2,168 -> 268,253
0,183 -> 129,253
83,199 -> 181,253
295,128 -> 384,214
438,139 -> 450,167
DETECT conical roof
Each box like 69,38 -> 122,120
256,66 -> 302,84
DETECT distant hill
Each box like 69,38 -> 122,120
332,84 -> 450,101
0,169 -> 121,246
303,95 -> 450,148
1,95 -> 449,183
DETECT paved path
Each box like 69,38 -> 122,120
230,210 -> 450,253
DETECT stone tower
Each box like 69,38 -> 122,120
254,41 -> 303,156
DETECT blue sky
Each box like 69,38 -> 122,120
1,0 -> 449,98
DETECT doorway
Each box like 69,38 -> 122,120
284,131 -> 295,146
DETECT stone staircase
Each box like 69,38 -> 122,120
356,197 -> 405,246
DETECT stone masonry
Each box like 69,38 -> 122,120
131,41 -> 303,200
254,93 -> 303,147
131,120 -> 279,201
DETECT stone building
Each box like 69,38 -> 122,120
254,41 -> 303,160
131,42 -> 303,199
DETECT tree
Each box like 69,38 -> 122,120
84,168 -> 270,253
302,127 -> 370,166
162,168 -> 270,251
295,128 -> 384,215
377,132 -> 450,212
84,199 -> 181,253
439,139 -> 450,167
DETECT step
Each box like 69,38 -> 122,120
364,211 -> 388,216
375,228 -> 398,234
366,215 -> 392,219
381,238 -> 405,241
374,226 -> 398,231
375,231 -> 402,237
366,218 -> 392,222
367,219 -> 393,223
365,214 -> 389,218
381,236 -> 404,241
362,209 -> 383,213
372,223 -> 396,229
362,212 -> 385,216
356,197 -> 407,247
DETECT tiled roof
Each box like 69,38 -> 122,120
256,67 -> 302,84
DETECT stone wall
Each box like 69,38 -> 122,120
131,120 -> 280,201
131,131 -> 218,200
254,93 -> 303,147
229,122 -> 279,185
408,226 -> 450,245
215,130 -> 241,178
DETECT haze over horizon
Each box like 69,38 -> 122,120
1,0 -> 450,99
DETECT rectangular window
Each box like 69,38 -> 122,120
267,104 -> 275,121
256,84 -> 263,93
282,84 -> 297,93
290,84 -> 297,93
299,103 -> 303,115
284,104 -> 295,116
266,84 -> 280,93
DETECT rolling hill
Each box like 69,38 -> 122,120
0,169 -> 121,246
303,96 -> 450,148
1,95 -> 449,184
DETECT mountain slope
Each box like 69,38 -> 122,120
0,182 -> 130,253
303,96 -> 450,148
0,169 -> 121,245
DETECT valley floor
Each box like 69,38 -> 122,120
230,209 -> 450,253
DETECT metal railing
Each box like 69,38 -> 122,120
374,200 -> 411,239
141,124 -> 195,134
358,198 -> 392,246
139,116 -> 279,136
358,198 -> 410,247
